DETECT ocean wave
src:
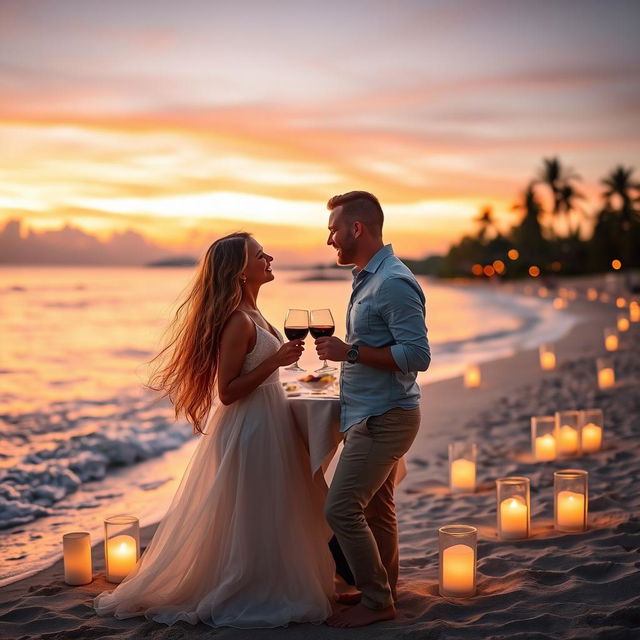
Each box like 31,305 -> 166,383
0,396 -> 192,530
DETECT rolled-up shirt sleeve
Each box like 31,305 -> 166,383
379,277 -> 431,374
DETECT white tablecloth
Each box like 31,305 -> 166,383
288,394 -> 406,485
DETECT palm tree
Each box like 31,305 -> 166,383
600,166 -> 640,272
511,182 -> 547,267
601,166 -> 640,229
537,157 -> 583,237
474,206 -> 495,243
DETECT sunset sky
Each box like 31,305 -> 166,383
1,0 -> 639,263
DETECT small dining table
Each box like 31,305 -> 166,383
287,392 -> 407,485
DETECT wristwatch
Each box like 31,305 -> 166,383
346,344 -> 360,364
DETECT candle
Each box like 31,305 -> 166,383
581,423 -> 602,453
587,288 -> 598,301
63,532 -> 92,585
598,367 -> 615,389
617,316 -> 630,332
630,301 -> 640,322
605,333 -> 618,351
499,496 -> 528,539
106,534 -> 137,583
535,433 -> 556,461
442,544 -> 475,595
558,425 -> 579,455
556,490 -> 585,531
451,458 -> 476,492
540,351 -> 556,370
464,365 -> 481,388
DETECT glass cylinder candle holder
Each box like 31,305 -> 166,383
531,415 -> 556,461
615,296 -> 627,309
63,532 -> 92,585
597,358 -> 615,390
449,442 -> 477,493
580,409 -> 604,453
555,410 -> 581,457
439,525 -> 477,597
539,344 -> 556,370
617,313 -> 630,333
464,364 -> 481,388
629,300 -> 640,323
554,470 -> 588,532
496,477 -> 530,540
604,328 -> 619,352
104,515 -> 140,583
587,287 -> 598,301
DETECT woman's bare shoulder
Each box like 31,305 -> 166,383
221,309 -> 254,342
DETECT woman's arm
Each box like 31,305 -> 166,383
217,312 -> 304,405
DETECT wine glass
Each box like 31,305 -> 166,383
309,308 -> 337,374
284,309 -> 309,372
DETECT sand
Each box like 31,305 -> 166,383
1,279 -> 639,639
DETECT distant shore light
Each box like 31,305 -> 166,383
551,261 -> 562,271
529,266 -> 540,277
483,265 -> 495,277
508,249 -> 519,260
612,259 -> 622,270
471,264 -> 483,276
493,260 -> 505,275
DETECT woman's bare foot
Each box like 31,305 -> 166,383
335,591 -> 362,605
326,602 -> 396,628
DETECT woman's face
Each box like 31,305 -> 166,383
242,237 -> 274,286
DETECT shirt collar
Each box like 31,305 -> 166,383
352,244 -> 394,279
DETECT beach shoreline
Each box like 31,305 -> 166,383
1,277 -> 639,639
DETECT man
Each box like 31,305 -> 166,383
315,191 -> 430,628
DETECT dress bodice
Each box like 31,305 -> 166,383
241,322 -> 284,386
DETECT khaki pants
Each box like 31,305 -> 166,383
324,406 -> 421,610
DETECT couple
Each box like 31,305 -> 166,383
94,191 -> 431,629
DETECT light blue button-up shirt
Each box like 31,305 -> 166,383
339,244 -> 431,432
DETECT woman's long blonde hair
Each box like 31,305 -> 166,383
149,232 -> 251,433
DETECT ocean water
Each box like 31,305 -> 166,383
0,266 -> 578,586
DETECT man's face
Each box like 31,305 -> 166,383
327,206 -> 357,266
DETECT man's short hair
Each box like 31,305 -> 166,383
327,191 -> 384,232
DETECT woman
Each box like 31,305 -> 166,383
94,232 -> 335,628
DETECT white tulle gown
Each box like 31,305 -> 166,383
94,323 -> 335,628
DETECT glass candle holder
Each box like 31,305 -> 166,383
439,525 -> 477,597
496,477 -> 530,540
539,344 -> 556,370
580,409 -> 604,453
555,410 -> 581,457
604,328 -> 619,352
630,300 -> 640,323
617,313 -> 630,333
587,287 -> 598,301
615,296 -> 627,309
597,358 -> 615,389
464,364 -> 481,388
104,515 -> 140,583
531,415 -> 556,461
63,532 -> 92,585
449,442 -> 477,493
554,470 -> 588,532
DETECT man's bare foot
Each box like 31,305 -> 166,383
330,601 -> 352,616
335,591 -> 361,605
326,602 -> 396,628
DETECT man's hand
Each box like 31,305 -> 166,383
315,336 -> 349,362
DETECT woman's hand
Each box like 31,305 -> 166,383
274,340 -> 305,367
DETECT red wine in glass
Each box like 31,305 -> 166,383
284,309 -> 309,372
309,309 -> 337,374
285,327 -> 310,341
309,325 -> 334,339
